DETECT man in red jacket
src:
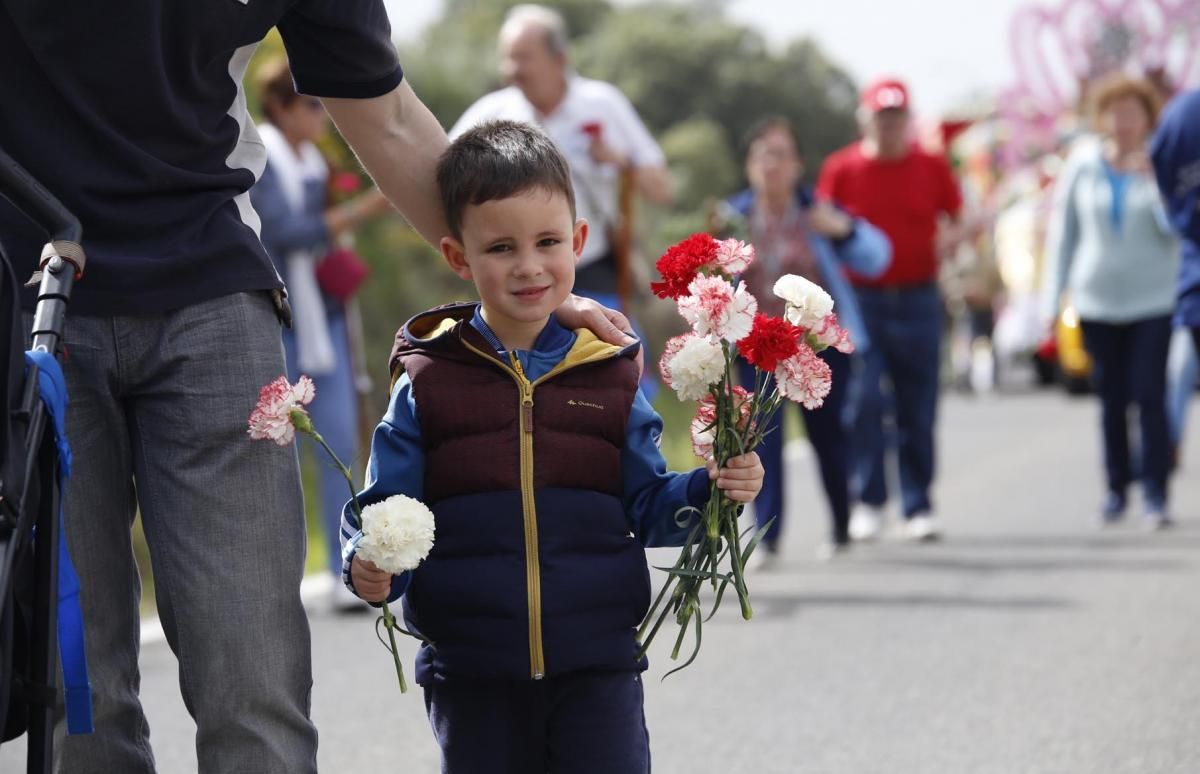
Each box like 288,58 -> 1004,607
816,78 -> 962,542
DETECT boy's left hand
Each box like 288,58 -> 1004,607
707,452 -> 764,503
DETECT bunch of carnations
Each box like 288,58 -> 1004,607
247,376 -> 435,693
638,233 -> 852,674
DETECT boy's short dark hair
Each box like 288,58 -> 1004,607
437,120 -> 576,240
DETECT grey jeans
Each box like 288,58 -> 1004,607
27,292 -> 317,773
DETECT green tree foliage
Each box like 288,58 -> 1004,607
574,3 -> 858,169
658,117 -> 740,214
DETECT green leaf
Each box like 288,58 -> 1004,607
662,606 -> 704,680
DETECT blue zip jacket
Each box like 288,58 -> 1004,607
1150,89 -> 1200,326
725,187 -> 892,352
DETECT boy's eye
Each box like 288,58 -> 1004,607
537,237 -> 561,248
486,243 -> 512,254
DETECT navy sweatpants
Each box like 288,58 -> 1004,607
424,671 -> 650,773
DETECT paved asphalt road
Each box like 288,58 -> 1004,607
4,389 -> 1200,773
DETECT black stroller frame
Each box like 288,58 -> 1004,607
0,146 -> 86,774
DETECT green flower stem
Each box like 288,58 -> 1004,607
307,430 -> 359,509
381,601 -> 408,694
636,343 -> 785,672
726,516 -> 753,620
299,424 -> 412,695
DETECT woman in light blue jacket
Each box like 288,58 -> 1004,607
722,117 -> 891,561
1042,75 -> 1179,526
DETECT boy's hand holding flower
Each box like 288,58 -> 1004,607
248,375 -> 435,694
351,557 -> 392,603
706,452 -> 764,503
639,233 -> 854,672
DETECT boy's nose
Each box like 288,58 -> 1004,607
512,252 -> 544,277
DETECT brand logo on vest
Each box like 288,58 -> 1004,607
567,399 -> 604,410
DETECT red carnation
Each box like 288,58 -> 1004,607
650,233 -> 719,300
332,171 -> 363,194
737,313 -> 802,373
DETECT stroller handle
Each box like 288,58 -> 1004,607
0,147 -> 84,356
0,147 -> 81,244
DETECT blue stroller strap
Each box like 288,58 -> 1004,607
24,350 -> 92,735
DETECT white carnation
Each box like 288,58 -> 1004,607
666,334 -> 725,401
357,494 -> 436,575
773,274 -> 834,329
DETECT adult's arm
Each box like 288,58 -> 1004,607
321,81 -> 451,248
602,86 -> 673,205
634,166 -> 673,205
1040,153 -> 1083,322
833,217 -> 892,279
1149,90 -> 1200,245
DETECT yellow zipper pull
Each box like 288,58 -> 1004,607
509,352 -> 535,433
509,350 -> 526,379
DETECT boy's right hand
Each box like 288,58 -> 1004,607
351,556 -> 393,603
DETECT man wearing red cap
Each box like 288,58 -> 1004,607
816,78 -> 962,542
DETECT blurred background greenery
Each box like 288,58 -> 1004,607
140,0 -> 862,609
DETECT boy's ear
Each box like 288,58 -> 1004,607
572,218 -> 589,260
440,236 -> 472,280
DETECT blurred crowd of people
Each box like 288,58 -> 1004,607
255,4 -> 1200,579
942,74 -> 1199,532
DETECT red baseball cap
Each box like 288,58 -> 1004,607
861,78 -> 910,112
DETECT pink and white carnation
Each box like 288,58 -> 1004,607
714,238 -> 755,274
690,400 -> 718,459
663,334 -> 725,401
677,275 -> 757,343
658,334 -> 690,387
247,375 -> 316,446
774,343 -> 833,409
773,274 -> 834,330
809,313 -> 854,354
689,386 -> 755,460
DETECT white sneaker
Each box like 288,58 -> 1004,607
848,505 -> 885,542
815,541 -> 851,562
746,545 -> 779,572
903,515 -> 942,542
1142,509 -> 1173,532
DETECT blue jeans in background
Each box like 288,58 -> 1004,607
848,284 -> 943,518
1080,315 -> 1173,510
738,349 -> 852,546
1167,326 -> 1198,452
283,307 -> 360,578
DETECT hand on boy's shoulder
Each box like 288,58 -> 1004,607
707,452 -> 764,503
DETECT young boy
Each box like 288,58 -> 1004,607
342,120 -> 763,773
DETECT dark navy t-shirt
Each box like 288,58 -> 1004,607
0,0 -> 403,315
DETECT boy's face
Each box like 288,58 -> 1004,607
440,188 -> 586,348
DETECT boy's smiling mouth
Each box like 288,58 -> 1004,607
512,285 -> 552,300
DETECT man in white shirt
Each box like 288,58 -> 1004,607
450,4 -> 672,303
